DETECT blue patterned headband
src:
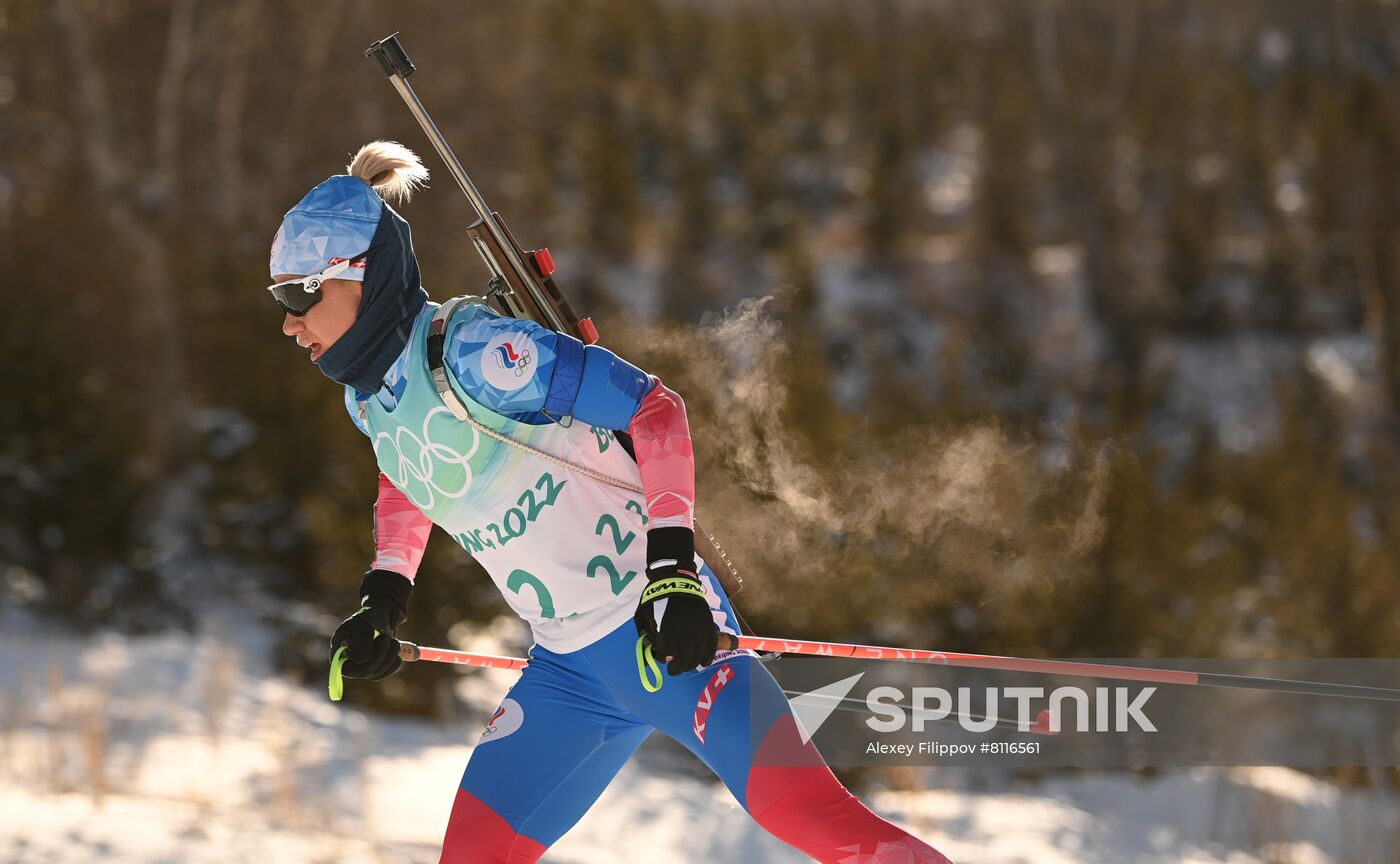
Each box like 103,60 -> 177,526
269,175 -> 384,282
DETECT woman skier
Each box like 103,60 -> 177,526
268,140 -> 953,864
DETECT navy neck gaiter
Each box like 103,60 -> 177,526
314,206 -> 428,394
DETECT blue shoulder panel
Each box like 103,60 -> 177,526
445,305 -> 560,420
444,303 -> 652,428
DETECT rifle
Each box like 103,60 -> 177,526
365,33 -> 747,605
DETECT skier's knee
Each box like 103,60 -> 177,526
744,715 -> 953,863
439,788 -> 547,864
746,764 -> 868,853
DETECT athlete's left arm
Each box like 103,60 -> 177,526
446,308 -> 696,533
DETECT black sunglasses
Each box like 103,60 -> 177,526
266,260 -> 351,316
266,245 -> 379,316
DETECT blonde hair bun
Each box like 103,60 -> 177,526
347,140 -> 429,206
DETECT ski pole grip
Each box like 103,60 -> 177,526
717,633 -> 739,651
397,640 -> 423,662
366,33 -> 415,79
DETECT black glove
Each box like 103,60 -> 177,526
330,569 -> 413,681
633,526 -> 718,676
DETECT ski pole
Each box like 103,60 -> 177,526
713,634 -> 1400,703
329,638 -> 1400,706
329,642 -> 527,701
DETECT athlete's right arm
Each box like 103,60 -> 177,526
330,473 -> 428,681
329,467 -> 430,681
371,472 -> 432,580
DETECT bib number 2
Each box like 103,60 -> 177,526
506,569 -> 555,619
587,512 -> 639,595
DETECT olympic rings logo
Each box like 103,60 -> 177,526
373,406 -> 482,511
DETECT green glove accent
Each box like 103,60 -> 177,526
639,576 -> 708,605
636,634 -> 664,693
329,644 -> 348,702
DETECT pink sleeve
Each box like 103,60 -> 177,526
627,376 -> 696,530
371,472 -> 433,581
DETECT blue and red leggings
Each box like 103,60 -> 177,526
439,573 -> 952,863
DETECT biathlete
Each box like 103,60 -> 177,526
267,139 -> 953,864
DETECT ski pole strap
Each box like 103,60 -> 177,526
329,645 -> 348,702
639,574 -> 707,605
329,623 -> 387,703
636,634 -> 664,693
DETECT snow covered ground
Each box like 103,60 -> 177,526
0,612 -> 1395,863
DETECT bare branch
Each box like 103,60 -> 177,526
51,0 -> 125,195
1032,1 -> 1063,117
149,0 -> 196,209
216,0 -> 261,229
1104,3 -> 1139,121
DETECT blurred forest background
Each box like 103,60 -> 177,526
3,0 -> 1400,716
